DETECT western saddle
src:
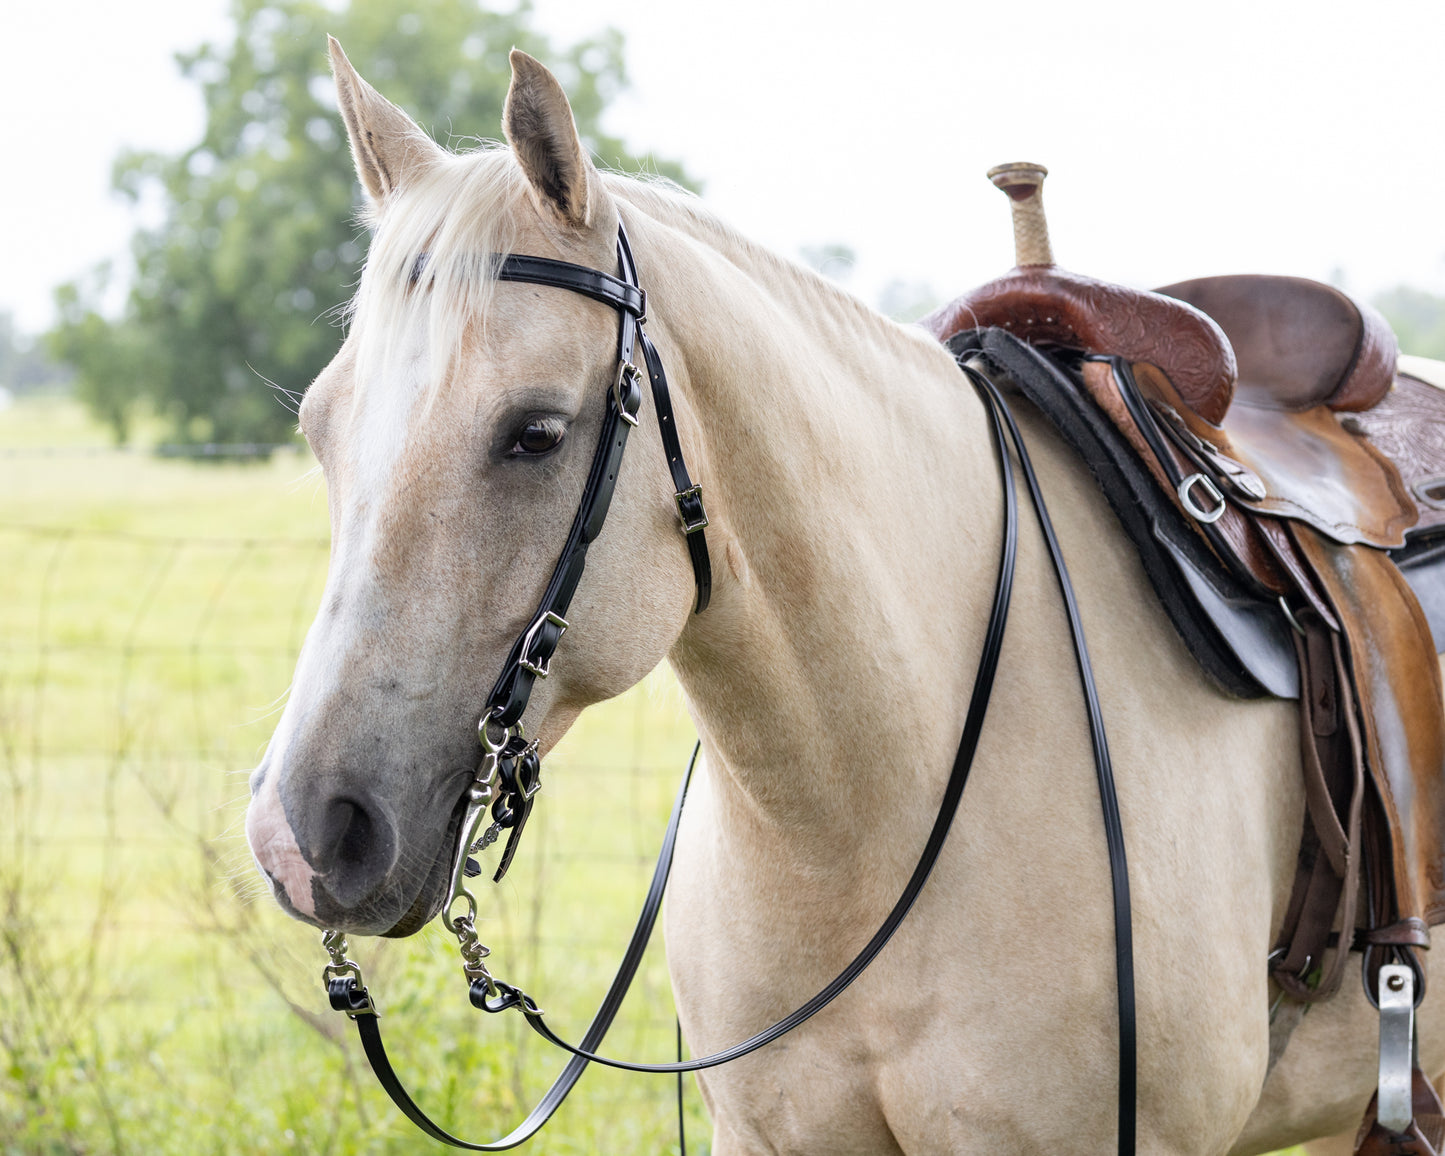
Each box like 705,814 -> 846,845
924,164 -> 1445,1156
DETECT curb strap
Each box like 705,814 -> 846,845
484,222 -> 711,730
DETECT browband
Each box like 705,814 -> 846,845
495,254 -> 646,318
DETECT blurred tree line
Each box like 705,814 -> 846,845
37,0 -> 1445,444
0,312 -> 72,397
49,0 -> 689,447
1375,287 -> 1445,361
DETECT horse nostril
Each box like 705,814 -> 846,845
326,799 -> 371,866
314,796 -> 396,906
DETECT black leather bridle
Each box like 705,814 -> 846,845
406,221 -> 712,885
482,226 -> 712,732
320,224 -> 1137,1153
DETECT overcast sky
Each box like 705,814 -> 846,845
4,0 -> 1443,335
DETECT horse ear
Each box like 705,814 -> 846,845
504,49 -> 596,229
328,36 -> 443,206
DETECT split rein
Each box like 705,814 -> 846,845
317,223 -> 1137,1153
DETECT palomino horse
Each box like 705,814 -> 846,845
245,40 -> 1445,1154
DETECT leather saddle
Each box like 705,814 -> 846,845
924,164 -> 1445,1155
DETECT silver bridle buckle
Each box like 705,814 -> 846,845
613,361 -> 643,426
675,484 -> 709,534
518,611 -> 568,679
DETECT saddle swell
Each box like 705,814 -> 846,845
922,266 -> 1237,424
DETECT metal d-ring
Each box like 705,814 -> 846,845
1178,473 -> 1226,523
1278,597 -> 1307,637
478,713 -> 513,755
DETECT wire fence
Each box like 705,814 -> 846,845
0,443 -> 303,459
0,491 -> 706,1154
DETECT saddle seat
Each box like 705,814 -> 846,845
1160,274 -> 1398,414
923,267 -> 1419,549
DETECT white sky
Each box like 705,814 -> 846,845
3,0 -> 1443,334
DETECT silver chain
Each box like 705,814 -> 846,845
320,720 -> 523,1004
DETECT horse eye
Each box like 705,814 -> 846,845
511,417 -> 566,457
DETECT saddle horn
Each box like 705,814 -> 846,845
921,161 -> 1237,425
987,162 -> 1054,268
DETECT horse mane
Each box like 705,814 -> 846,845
347,144 -> 924,404
348,144 -> 529,401
603,174 -> 916,350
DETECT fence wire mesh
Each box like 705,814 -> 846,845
0,443 -> 707,1155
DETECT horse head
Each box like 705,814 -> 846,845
245,41 -> 701,936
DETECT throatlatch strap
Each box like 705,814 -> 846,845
641,328 -> 711,612
618,225 -> 711,613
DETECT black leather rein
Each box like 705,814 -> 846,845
321,230 -> 1136,1153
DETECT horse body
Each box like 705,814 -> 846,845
245,43 -> 1445,1153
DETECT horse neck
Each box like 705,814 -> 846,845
626,202 -> 1004,848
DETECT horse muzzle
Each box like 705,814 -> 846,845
246,753 -> 469,937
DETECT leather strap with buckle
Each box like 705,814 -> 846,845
482,222 -> 711,731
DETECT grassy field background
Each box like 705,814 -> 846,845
0,395 -> 1310,1154
0,395 -> 708,1154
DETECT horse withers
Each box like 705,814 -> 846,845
245,39 -> 1445,1155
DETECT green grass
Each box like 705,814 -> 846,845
1,396 -> 707,1154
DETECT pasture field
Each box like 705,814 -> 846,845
0,396 -> 707,1154
0,395 -> 1309,1155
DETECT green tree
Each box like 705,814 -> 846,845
50,0 -> 689,448
1374,286 -> 1445,361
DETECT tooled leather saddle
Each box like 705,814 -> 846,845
924,164 -> 1445,1155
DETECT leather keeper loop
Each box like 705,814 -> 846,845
1362,918 -> 1433,949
